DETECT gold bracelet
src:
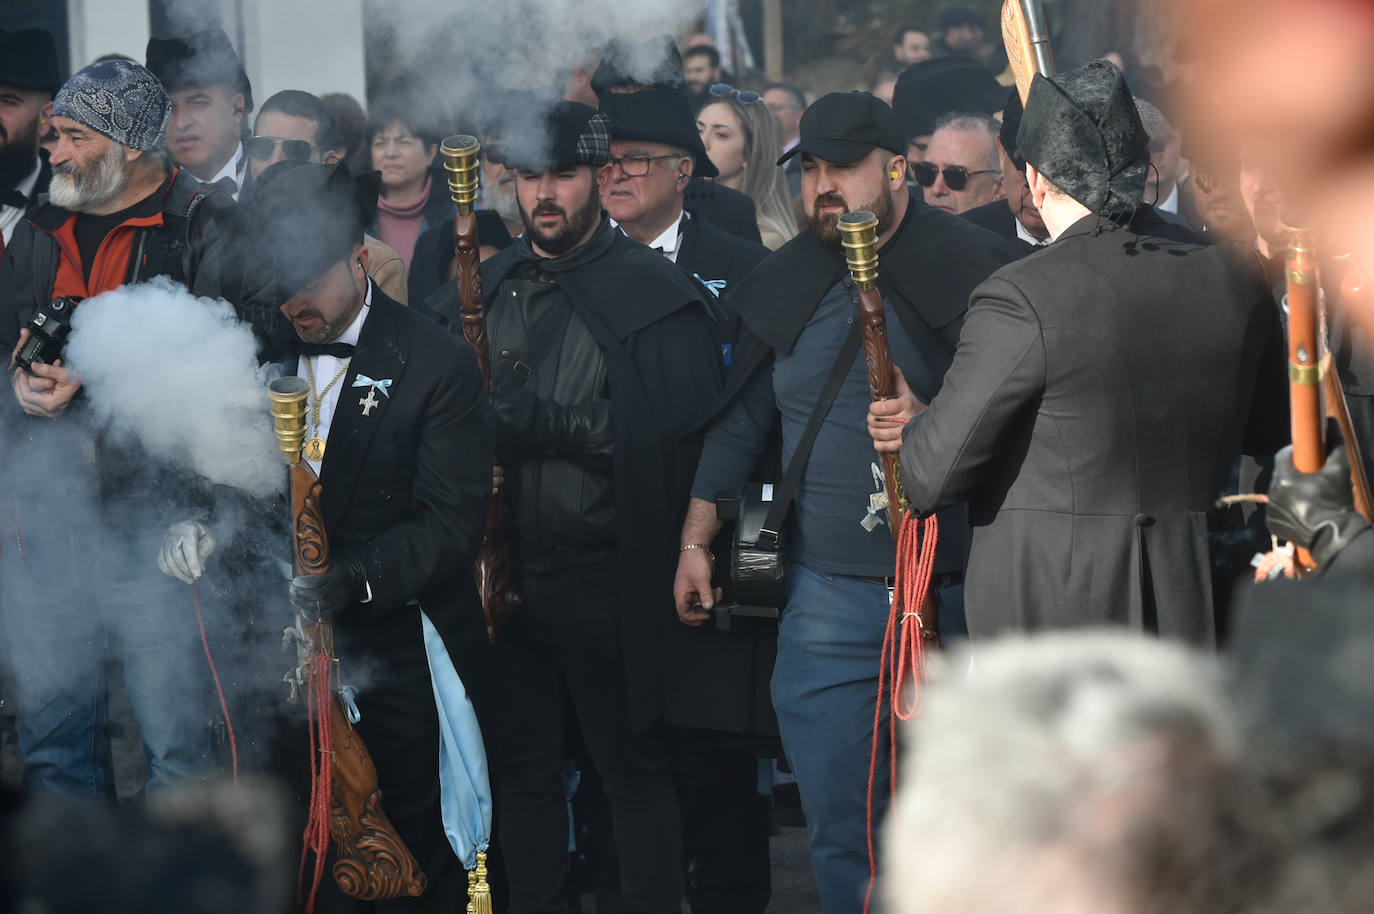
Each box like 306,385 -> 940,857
680,543 -> 715,564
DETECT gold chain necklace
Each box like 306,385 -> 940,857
302,355 -> 351,462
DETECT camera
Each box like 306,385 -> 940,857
15,296 -> 80,372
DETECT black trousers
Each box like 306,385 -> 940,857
496,561 -> 683,914
671,728 -> 772,914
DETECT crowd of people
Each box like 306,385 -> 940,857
1,3 -> 1374,914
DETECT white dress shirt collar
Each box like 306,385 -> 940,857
203,141 -> 247,199
296,282 -> 373,475
1,157 -> 42,245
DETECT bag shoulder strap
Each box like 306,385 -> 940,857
757,320 -> 862,550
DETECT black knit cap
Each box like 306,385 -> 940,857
891,56 -> 1007,140
1016,59 -> 1150,216
146,27 -> 253,111
604,88 -> 718,179
506,101 -> 610,173
778,91 -> 904,166
0,29 -> 62,96
246,161 -> 380,302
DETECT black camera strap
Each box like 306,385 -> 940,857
756,320 -> 862,551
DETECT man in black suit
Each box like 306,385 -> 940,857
960,91 -> 1045,252
877,61 -> 1289,646
0,29 -> 58,267
602,86 -> 774,913
593,35 -> 763,245
250,160 -> 493,913
601,86 -> 769,346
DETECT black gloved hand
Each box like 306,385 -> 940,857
488,386 -> 548,455
1267,440 -> 1371,567
290,558 -> 366,620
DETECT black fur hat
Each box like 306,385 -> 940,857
1016,59 -> 1150,215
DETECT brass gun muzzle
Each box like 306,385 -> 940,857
838,211 -> 880,291
268,376 -> 310,465
440,135 -> 481,215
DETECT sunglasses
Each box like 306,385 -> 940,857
246,136 -> 317,162
910,161 -> 999,190
708,83 -> 761,104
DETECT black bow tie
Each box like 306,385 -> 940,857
0,188 -> 28,208
208,175 -> 238,195
295,341 -> 356,358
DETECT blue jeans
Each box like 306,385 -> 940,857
0,517 -> 213,795
771,563 -> 963,913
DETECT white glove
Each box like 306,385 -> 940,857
158,521 -> 216,584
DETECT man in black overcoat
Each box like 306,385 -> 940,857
602,85 -> 775,912
674,92 -> 1020,912
879,61 -> 1289,646
249,160 -> 494,913
423,102 -> 723,914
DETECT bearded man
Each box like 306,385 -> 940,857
423,101 -> 723,914
672,91 -> 1019,912
0,59 -> 258,795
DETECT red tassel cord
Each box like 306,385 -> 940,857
298,640 -> 334,914
864,512 -> 938,914
190,583 -> 238,781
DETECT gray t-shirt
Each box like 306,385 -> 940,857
693,277 -> 934,577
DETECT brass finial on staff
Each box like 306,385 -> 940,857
268,376 -> 310,465
441,135 -> 481,217
838,211 -> 880,290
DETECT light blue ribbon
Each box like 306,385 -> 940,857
351,374 -> 393,398
693,274 -> 728,297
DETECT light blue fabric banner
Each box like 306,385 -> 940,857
421,609 -> 492,869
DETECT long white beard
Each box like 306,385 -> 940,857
49,142 -> 131,213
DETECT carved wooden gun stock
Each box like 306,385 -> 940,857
441,135 -> 521,641
268,378 -> 427,901
1002,0 -> 1055,102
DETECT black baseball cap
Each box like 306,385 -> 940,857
778,91 -> 905,166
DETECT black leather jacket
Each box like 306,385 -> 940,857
488,264 -> 617,573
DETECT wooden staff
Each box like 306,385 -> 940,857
440,135 -> 521,640
268,378 -> 427,903
837,211 -> 905,538
1002,0 -> 1055,103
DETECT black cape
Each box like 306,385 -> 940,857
423,220 -> 725,729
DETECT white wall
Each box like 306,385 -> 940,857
65,0 -> 367,107
239,0 -> 366,105
67,0 -> 150,67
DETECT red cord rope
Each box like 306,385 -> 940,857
190,583 -> 237,781
298,640 -> 334,914
864,512 -> 938,914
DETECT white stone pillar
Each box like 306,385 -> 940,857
66,0 -> 150,71
238,0 -> 367,105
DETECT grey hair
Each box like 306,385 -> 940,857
882,631 -> 1284,914
931,111 -> 1001,170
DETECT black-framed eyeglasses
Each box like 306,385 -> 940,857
910,161 -> 998,190
246,136 -> 317,162
708,83 -> 761,104
606,153 -> 681,177
484,144 -> 506,166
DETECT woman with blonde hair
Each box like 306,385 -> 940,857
698,85 -> 799,249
